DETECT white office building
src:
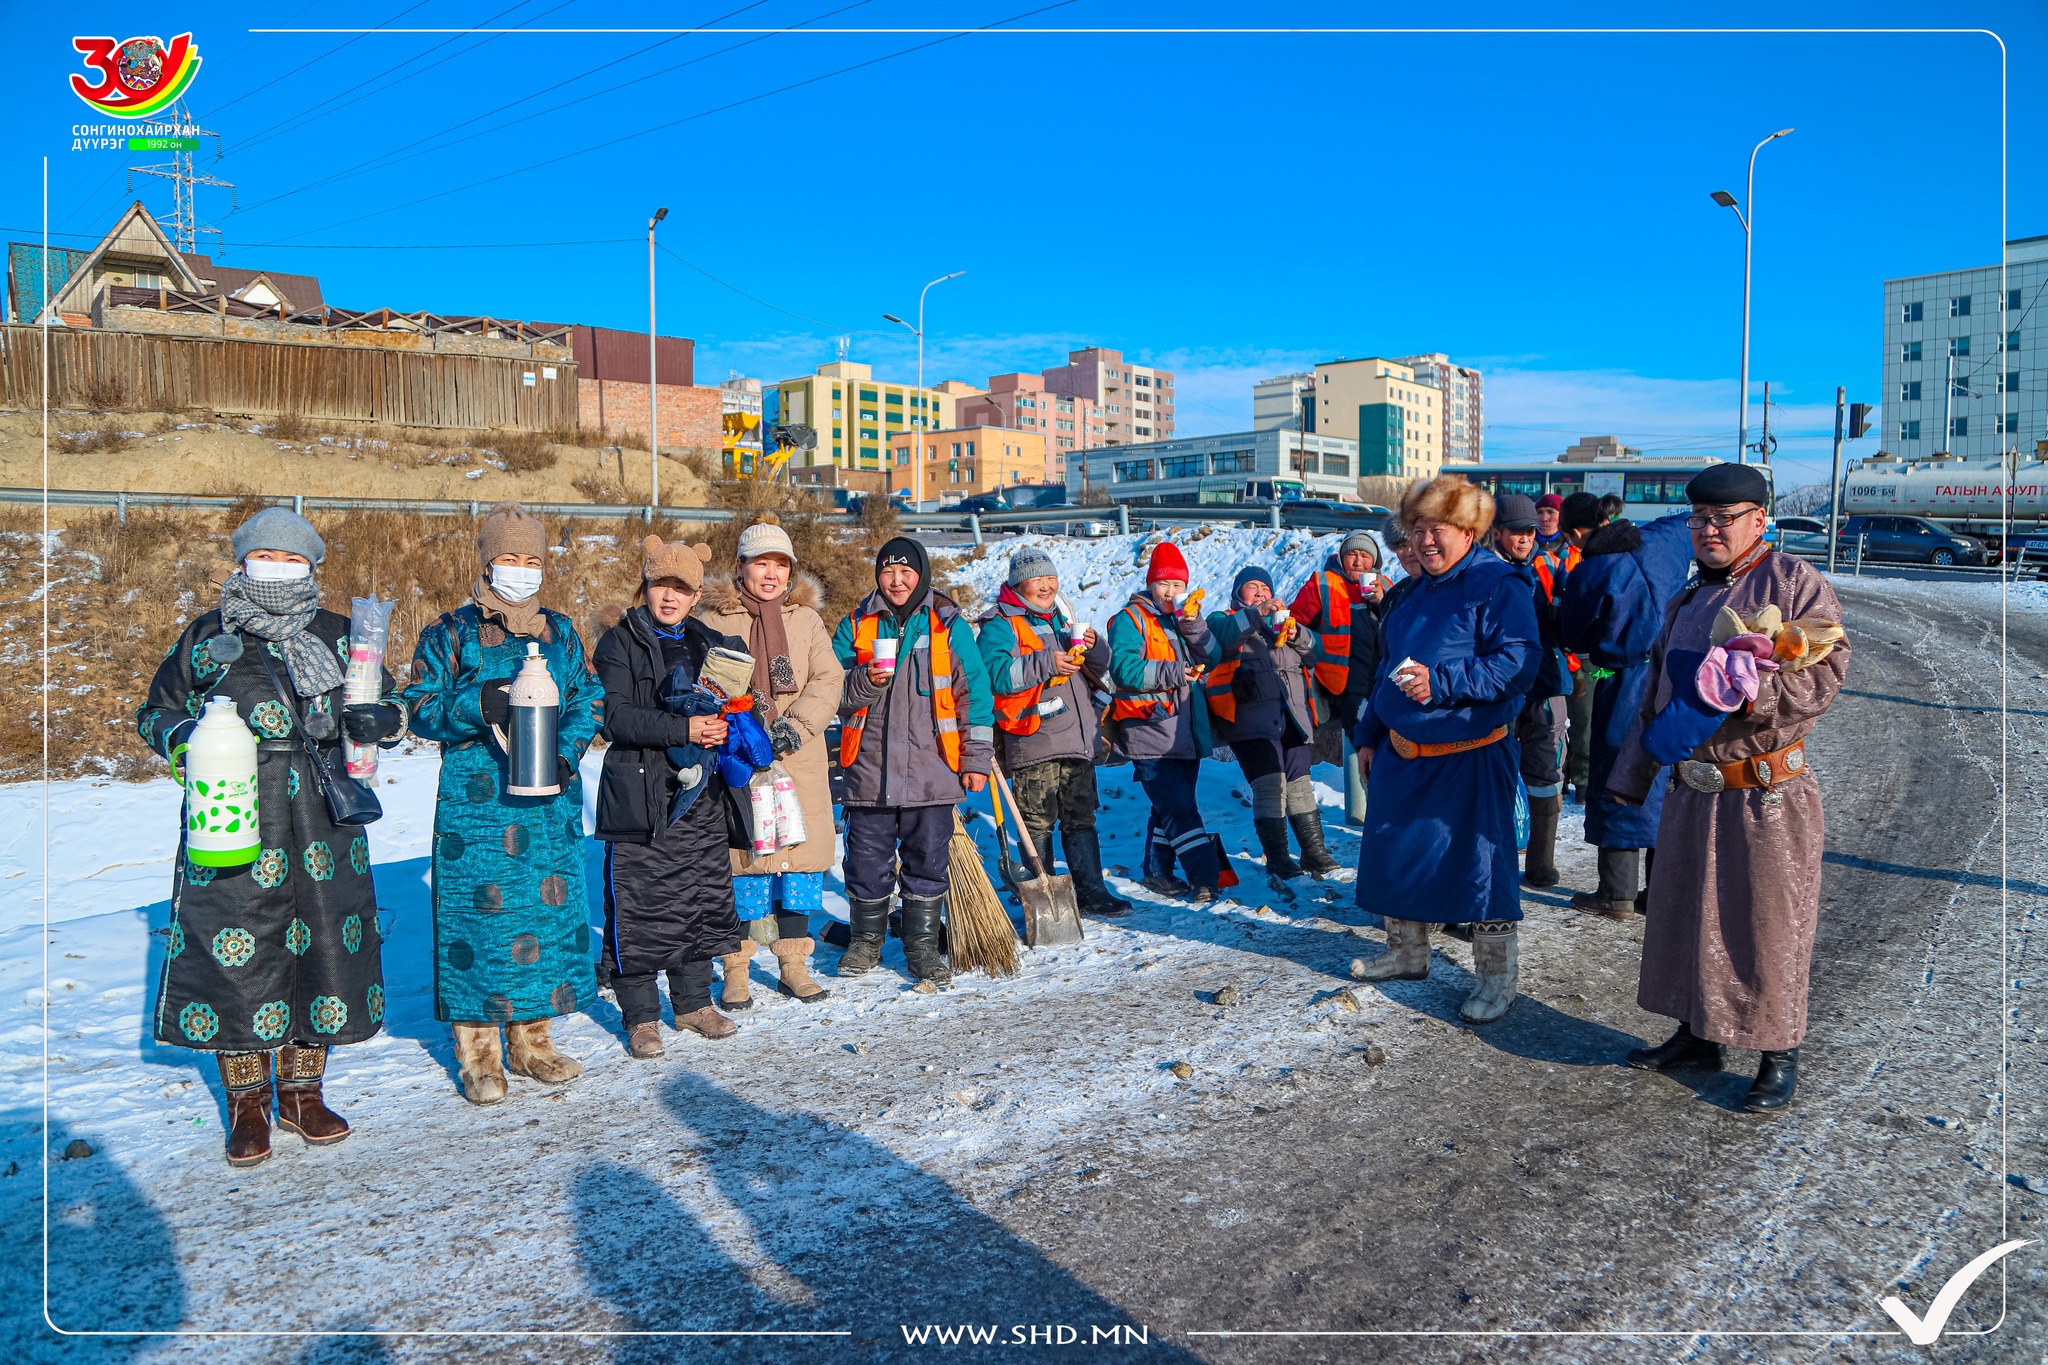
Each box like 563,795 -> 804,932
1882,235 -> 2047,458
1075,428 -> 1360,505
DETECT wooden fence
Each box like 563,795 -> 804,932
0,324 -> 580,430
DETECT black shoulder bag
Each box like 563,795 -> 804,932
259,648 -> 384,826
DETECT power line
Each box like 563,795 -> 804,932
258,0 -> 1080,245
658,242 -> 853,333
197,0 -> 439,120
0,225 -> 637,250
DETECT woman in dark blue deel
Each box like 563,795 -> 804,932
1351,475 -> 1541,1024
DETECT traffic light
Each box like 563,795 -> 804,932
1848,403 -> 1875,439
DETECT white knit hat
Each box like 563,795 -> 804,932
736,516 -> 796,563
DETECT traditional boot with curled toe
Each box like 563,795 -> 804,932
836,896 -> 891,977
626,1021 -> 666,1059
771,936 -> 832,1002
451,1021 -> 509,1105
1352,916 -> 1431,982
1459,920 -> 1520,1024
720,941 -> 758,1011
1289,812 -> 1342,879
216,1051 -> 274,1168
505,1018 -> 584,1084
898,892 -> 954,988
674,1006 -> 738,1039
274,1044 -> 351,1146
1625,1021 -> 1723,1073
1742,1048 -> 1799,1113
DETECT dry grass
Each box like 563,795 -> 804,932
483,429 -> 559,473
80,373 -> 131,413
55,419 -> 136,454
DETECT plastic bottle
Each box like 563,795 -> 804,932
773,762 -> 806,849
502,643 -> 562,797
185,696 -> 261,867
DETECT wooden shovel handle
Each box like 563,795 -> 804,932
989,761 -> 1044,866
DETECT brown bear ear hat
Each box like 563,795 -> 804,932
641,535 -> 714,589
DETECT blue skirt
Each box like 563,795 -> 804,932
1356,735 -> 1523,924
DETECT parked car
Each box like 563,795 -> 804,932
1835,514 -> 1986,567
1773,515 -> 1831,559
1282,500 -> 1392,532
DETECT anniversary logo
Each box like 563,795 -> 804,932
67,32 -> 203,151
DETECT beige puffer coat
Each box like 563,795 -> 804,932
695,572 -> 843,876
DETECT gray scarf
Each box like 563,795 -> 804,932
219,573 -> 344,699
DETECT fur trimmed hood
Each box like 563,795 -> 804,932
1582,520 -> 1644,557
698,572 -> 824,617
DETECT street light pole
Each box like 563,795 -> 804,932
1711,128 -> 1792,465
884,271 -> 963,510
647,206 -> 668,508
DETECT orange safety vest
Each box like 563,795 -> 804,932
1306,567 -> 1354,697
991,614 -> 1060,737
1107,603 -> 1181,722
840,608 -> 963,772
1533,547 -> 1584,673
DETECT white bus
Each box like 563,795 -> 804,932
1441,456 -> 1774,521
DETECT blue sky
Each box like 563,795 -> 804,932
4,2 -> 2041,491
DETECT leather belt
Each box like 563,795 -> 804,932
1388,725 -> 1509,760
1675,740 -> 1807,793
256,739 -> 298,753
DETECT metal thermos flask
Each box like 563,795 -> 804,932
503,642 -> 561,797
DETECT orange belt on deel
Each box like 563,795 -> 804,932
1387,725 -> 1509,760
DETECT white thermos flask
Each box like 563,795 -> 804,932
498,643 -> 561,797
185,696 -> 261,867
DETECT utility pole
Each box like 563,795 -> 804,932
1758,380 -> 1771,464
1828,386 -> 1845,572
128,100 -> 233,255
1942,349 -> 1954,454
882,270 -> 963,511
1711,127 -> 1794,466
647,206 -> 667,509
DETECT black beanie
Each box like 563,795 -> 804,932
874,535 -> 932,621
1686,463 -> 1770,507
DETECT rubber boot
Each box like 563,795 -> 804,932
1742,1048 -> 1799,1112
1254,817 -> 1303,880
1460,921 -> 1520,1024
217,1051 -> 273,1168
1571,848 -> 1641,918
504,1019 -> 584,1084
1289,811 -> 1342,878
1625,1021 -> 1723,1073
899,892 -> 953,987
1062,827 -> 1132,917
1343,745 -> 1368,827
720,941 -> 757,1011
274,1044 -> 351,1145
1522,794 -> 1561,888
771,937 -> 832,1002
451,1021 -> 508,1105
837,896 -> 891,977
1352,916 -> 1430,982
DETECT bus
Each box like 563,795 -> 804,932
1441,456 -> 1775,522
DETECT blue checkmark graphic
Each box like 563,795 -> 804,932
1878,1238 -> 2036,1345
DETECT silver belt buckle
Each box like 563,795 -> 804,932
1677,759 -> 1726,793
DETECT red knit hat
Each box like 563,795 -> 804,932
1535,493 -> 1565,511
1146,541 -> 1190,583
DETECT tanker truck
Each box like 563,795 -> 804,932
1839,441 -> 2048,563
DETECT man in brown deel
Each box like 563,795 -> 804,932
1608,463 -> 1849,1112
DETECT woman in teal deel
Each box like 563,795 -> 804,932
405,502 -> 603,1106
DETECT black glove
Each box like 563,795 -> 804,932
768,716 -> 805,758
557,754 -> 576,788
342,702 -> 401,743
480,679 -> 512,730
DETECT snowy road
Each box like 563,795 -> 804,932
5,574 -> 2041,1363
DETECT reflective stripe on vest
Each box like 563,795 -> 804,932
840,608 -> 964,771
992,615 -> 1052,737
1307,567 -> 1352,696
1107,603 -> 1180,722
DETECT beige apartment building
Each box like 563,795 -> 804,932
888,424 -> 1049,497
1309,356 -> 1444,480
1041,346 -> 1174,447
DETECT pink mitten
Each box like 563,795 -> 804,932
1722,633 -> 1783,671
1695,644 -> 1761,713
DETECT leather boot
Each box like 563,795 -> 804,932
899,892 -> 953,987
771,937 -> 832,1002
451,1021 -> 508,1105
1742,1048 -> 1799,1112
274,1044 -> 351,1145
1625,1021 -> 1723,1073
1289,811 -> 1342,878
1571,848 -> 1641,918
216,1051 -> 273,1168
1061,827 -> 1132,917
720,941 -> 757,1011
674,1006 -> 738,1039
626,1021 -> 666,1059
1352,916 -> 1431,981
1522,794 -> 1561,888
837,896 -> 891,976
1460,920 -> 1520,1024
1253,817 -> 1302,880
505,1018 -> 584,1084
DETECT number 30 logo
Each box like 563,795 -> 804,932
70,34 -> 202,118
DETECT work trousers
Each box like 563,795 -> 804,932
1566,667 -> 1595,790
1134,756 -> 1222,890
613,959 -> 714,1028
843,804 -> 953,902
1516,694 -> 1566,800
1007,756 -> 1099,877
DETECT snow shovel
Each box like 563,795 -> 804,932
989,761 -> 1085,948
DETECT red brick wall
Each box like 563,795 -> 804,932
579,379 -> 721,449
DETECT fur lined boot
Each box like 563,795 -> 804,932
720,941 -> 758,1011
771,937 -> 831,1002
274,1044 -> 350,1145
505,1019 -> 584,1084
451,1022 -> 508,1105
216,1051 -> 273,1168
1352,917 -> 1431,982
1460,921 -> 1520,1024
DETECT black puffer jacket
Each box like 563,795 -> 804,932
590,606 -> 749,847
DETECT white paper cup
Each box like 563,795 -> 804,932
872,638 -> 899,673
1068,622 -> 1090,650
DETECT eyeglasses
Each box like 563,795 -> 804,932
1685,505 -> 1761,530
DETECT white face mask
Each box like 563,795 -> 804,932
490,564 -> 543,602
243,558 -> 311,582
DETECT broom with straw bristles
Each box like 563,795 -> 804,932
946,808 -> 1020,977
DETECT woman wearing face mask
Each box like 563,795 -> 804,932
402,503 -> 603,1105
693,515 -> 842,1008
592,536 -> 751,1056
135,508 -> 408,1168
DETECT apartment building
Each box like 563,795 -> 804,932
1307,357 -> 1444,480
955,372 -> 1098,483
1396,352 -> 1484,464
1075,428 -> 1361,505
888,424 -> 1049,497
1882,235 -> 2046,457
767,361 -> 963,475
1041,346 -> 1174,446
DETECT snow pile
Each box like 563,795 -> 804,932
947,525 -> 1400,626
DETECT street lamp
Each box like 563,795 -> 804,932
1710,128 -> 1793,465
883,270 -> 964,509
647,206 -> 668,507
